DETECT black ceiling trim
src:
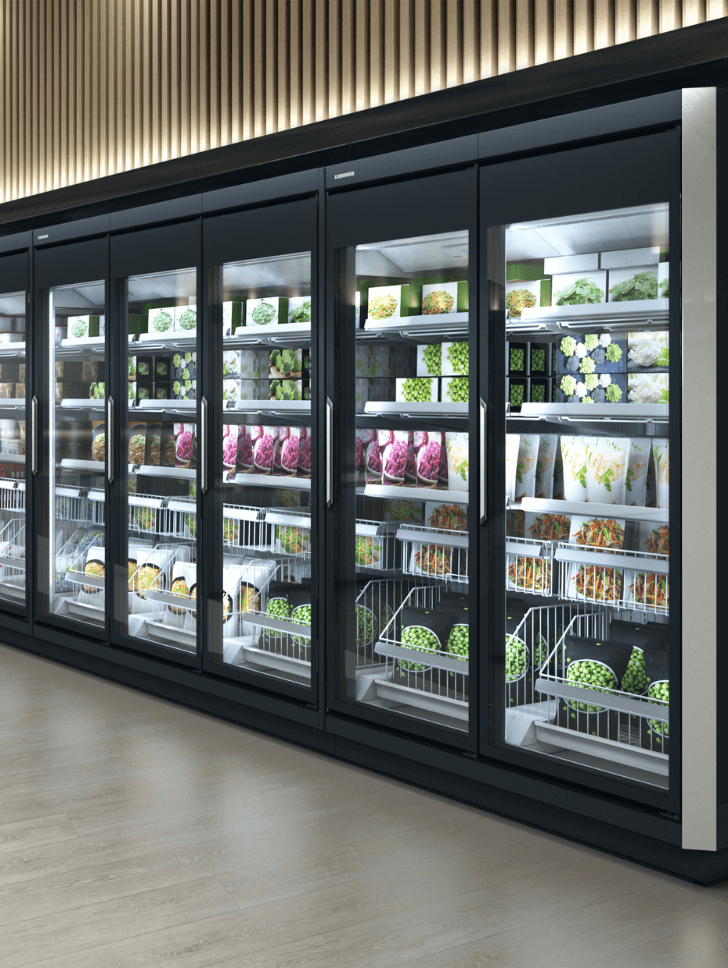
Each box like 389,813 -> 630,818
1,17 -> 728,235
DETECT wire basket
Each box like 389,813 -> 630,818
506,536 -> 553,596
354,578 -> 409,665
54,528 -> 103,593
128,493 -> 165,536
266,509 -> 311,558
375,584 -> 469,704
397,524 -> 469,585
231,558 -> 312,663
556,542 -> 669,616
128,543 -> 197,624
0,517 -> 27,599
355,520 -> 399,573
0,478 -> 25,512
55,485 -> 91,523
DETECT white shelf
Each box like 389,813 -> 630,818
232,473 -> 311,490
225,322 -> 312,346
137,332 -> 197,346
137,399 -> 197,411
511,297 -> 669,331
61,336 -> 104,347
60,459 -> 106,473
0,342 -> 26,357
363,311 -> 468,342
0,400 -> 26,412
60,399 -> 104,410
0,452 -> 24,464
365,483 -> 469,505
515,403 -> 669,422
514,497 -> 668,524
234,400 -> 310,414
363,401 -> 467,418
135,464 -> 196,480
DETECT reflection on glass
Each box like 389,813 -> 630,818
345,231 -> 471,732
0,290 -> 28,605
213,252 -> 314,686
46,279 -> 107,625
501,203 -> 671,789
123,268 -> 199,655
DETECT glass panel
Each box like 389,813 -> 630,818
344,231 -> 471,732
47,279 -> 107,626
501,203 -> 671,789
0,289 -> 27,606
212,252 -> 314,686
123,268 -> 199,656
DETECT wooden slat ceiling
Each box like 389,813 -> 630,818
1,0 -> 726,203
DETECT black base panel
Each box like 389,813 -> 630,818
5,628 -> 728,886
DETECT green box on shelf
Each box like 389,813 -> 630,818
223,300 -> 244,334
507,263 -> 544,282
539,278 -> 552,307
128,314 -> 141,339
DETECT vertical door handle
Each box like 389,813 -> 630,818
200,396 -> 208,494
480,398 -> 487,524
106,396 -> 114,483
326,396 -> 333,508
31,395 -> 39,475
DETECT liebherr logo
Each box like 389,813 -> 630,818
334,171 -> 355,180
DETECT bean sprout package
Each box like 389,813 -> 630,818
167,561 -> 197,630
554,636 -> 632,738
395,605 -> 454,679
77,545 -> 106,608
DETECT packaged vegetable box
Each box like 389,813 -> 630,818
175,305 -> 197,334
417,343 -> 442,377
246,297 -> 288,327
445,432 -> 469,491
66,315 -> 104,342
366,284 -> 422,321
551,271 -> 607,307
441,341 -> 469,377
396,377 -> 439,404
287,297 -> 312,325
222,300 -> 244,335
421,282 -> 468,315
147,307 -> 175,336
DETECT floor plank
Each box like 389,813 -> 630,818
0,642 -> 725,968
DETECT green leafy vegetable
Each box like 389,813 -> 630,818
555,278 -> 604,306
610,271 -> 658,302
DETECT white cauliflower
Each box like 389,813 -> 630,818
575,381 -> 587,398
628,373 -> 669,404
575,342 -> 588,358
599,334 -> 612,347
599,373 -> 612,387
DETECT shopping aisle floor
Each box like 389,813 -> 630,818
0,643 -> 726,968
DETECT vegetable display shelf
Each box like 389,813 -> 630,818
0,401 -> 26,414
59,399 -> 105,412
129,543 -> 198,653
506,536 -> 554,597
56,342 -> 106,362
510,402 -> 669,424
371,585 -> 469,726
136,334 -> 196,350
233,400 -> 311,415
397,524 -> 469,585
555,541 -> 669,615
527,610 -> 669,785
514,497 -> 668,525
137,400 -> 197,414
508,298 -> 669,335
363,311 -> 468,344
0,478 -> 25,512
365,483 -> 469,505
224,322 -> 312,349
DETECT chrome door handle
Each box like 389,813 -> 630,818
326,396 -> 333,508
200,396 -> 208,494
480,398 -> 487,524
106,396 -> 114,483
31,395 -> 39,475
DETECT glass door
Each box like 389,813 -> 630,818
483,133 -> 680,808
0,256 -> 29,614
328,170 -> 478,747
203,198 -> 318,697
41,274 -> 108,629
111,222 -> 201,665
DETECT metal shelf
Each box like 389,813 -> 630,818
508,298 -> 669,334
512,402 -> 669,424
224,322 -> 312,348
363,401 -> 467,419
365,483 -> 469,504
231,473 -> 311,490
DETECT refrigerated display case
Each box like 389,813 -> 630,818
3,87 -> 727,879
203,198 -> 319,697
328,170 -> 479,746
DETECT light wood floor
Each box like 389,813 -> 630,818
1,644 -> 728,968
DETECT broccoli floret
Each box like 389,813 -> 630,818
606,383 -> 623,402
292,388 -> 302,401
281,360 -> 291,375
591,388 -> 607,403
185,353 -> 192,363
184,379 -> 192,390
173,353 -> 181,367
270,379 -> 280,393
282,387 -> 293,400
303,387 -> 311,400
270,349 -> 278,364
275,386 -> 284,400
181,368 -> 190,380
584,334 -> 599,350
591,347 -> 606,365
172,380 -> 181,395
606,343 -> 623,363
565,356 -> 580,372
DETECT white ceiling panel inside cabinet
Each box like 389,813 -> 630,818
223,253 -> 310,292
356,232 -> 469,275
506,204 -> 668,262
51,281 -> 106,310
127,268 -> 197,303
0,291 -> 26,315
